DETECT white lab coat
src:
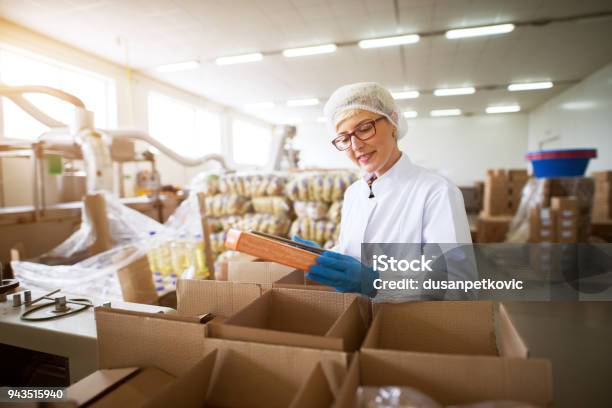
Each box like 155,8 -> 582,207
334,152 -> 475,301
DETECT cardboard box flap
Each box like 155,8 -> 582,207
226,289 -> 354,336
66,367 -> 139,406
326,299 -> 368,352
334,354 -> 361,408
497,303 -> 529,358
273,269 -> 335,291
95,307 -> 206,376
359,350 -> 552,406
366,301 -> 497,356
176,279 -> 264,317
144,350 -> 218,408
228,261 -> 295,283
78,367 -> 175,408
289,362 -> 336,408
202,339 -> 348,408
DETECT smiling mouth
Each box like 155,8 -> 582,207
357,151 -> 376,164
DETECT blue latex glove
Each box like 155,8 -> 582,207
307,251 -> 379,296
292,235 -> 321,248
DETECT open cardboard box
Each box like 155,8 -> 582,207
364,301 -> 528,356
228,260 -> 335,292
273,269 -> 335,292
176,278 -> 267,320
334,351 -> 552,407
227,260 -> 295,284
67,305 -> 350,407
208,288 -> 369,351
347,301 -> 552,406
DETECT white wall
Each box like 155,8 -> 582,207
528,61 -> 612,172
294,114 -> 529,186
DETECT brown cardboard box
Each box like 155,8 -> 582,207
529,206 -> 557,243
144,345 -> 344,408
477,214 -> 512,242
552,197 -> 579,243
75,306 -> 349,407
273,269 -> 335,292
508,169 -> 529,182
593,170 -> 612,182
67,367 -> 175,408
176,279 -> 266,318
482,169 -> 528,217
363,301 -> 507,356
343,301 -> 553,407
208,288 -> 368,351
334,351 -> 552,408
227,261 -> 295,283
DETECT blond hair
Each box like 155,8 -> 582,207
334,109 -> 368,131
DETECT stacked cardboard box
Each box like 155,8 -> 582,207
529,197 -> 579,243
528,197 -> 580,281
477,169 -> 528,243
592,171 -> 612,221
483,169 -> 528,216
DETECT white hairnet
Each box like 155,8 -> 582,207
323,82 -> 407,140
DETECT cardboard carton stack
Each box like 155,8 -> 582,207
483,169 -> 529,216
592,171 -> 612,221
478,169 -> 529,242
529,197 -> 579,243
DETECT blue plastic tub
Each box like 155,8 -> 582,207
525,149 -> 597,178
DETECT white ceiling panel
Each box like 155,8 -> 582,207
0,0 -> 610,125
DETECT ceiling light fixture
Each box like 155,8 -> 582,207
403,111 -> 418,118
430,109 -> 462,117
283,44 -> 337,57
392,90 -> 420,100
434,87 -> 476,96
155,61 -> 200,72
358,34 -> 420,49
215,53 -> 263,65
486,105 -> 521,114
286,98 -> 320,107
507,81 -> 554,91
446,24 -> 515,39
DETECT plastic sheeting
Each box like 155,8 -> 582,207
12,243 -> 149,301
37,192 -> 165,265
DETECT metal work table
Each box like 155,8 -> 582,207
0,289 -> 174,383
503,302 -> 612,408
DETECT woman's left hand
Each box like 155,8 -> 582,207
307,251 -> 379,296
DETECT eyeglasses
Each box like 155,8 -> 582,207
332,116 -> 386,151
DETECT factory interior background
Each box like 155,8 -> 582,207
0,0 -> 612,407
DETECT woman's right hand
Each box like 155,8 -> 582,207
292,235 -> 321,248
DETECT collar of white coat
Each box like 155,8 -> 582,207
360,151 -> 413,197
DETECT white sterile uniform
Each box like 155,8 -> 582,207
333,152 -> 475,301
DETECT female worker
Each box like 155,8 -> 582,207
294,82 -> 472,299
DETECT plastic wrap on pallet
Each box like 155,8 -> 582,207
39,192 -> 165,264
506,177 -> 594,243
11,243 -> 149,300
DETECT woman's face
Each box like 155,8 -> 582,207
335,110 -> 399,175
